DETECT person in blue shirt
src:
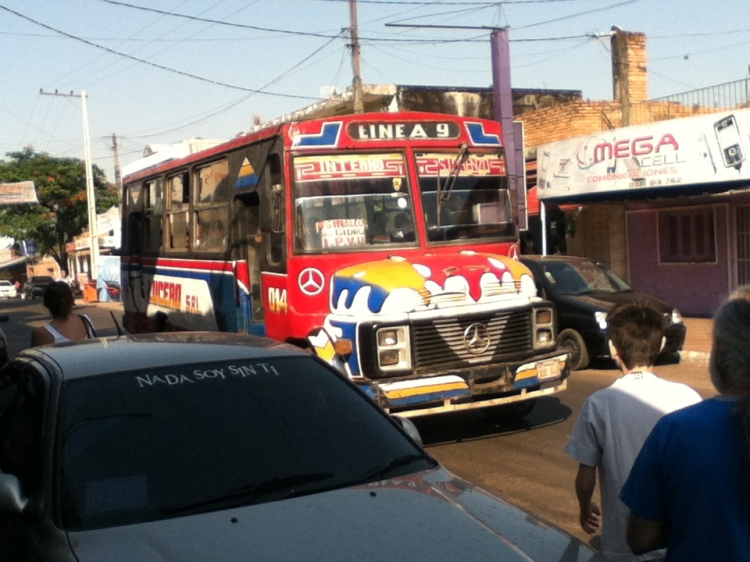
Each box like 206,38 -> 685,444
621,290 -> 750,561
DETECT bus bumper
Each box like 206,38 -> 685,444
358,352 -> 570,418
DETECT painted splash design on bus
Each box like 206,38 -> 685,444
330,252 -> 536,315
308,252 -> 537,369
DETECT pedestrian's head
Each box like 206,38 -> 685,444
710,292 -> 750,396
43,281 -> 75,320
606,302 -> 665,370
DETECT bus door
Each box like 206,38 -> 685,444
232,192 -> 264,335
256,152 -> 290,339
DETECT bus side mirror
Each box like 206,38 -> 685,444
391,416 -> 423,447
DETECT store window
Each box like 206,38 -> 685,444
658,208 -> 716,263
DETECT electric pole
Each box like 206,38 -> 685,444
39,89 -> 99,280
349,0 -> 364,113
111,133 -> 122,192
384,24 -> 527,231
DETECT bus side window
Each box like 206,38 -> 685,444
167,172 -> 189,250
145,178 -> 163,252
194,160 -> 229,252
124,183 -> 143,254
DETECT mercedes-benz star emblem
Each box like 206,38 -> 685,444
463,323 -> 491,354
298,268 -> 325,296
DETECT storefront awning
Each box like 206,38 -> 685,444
527,186 -> 581,216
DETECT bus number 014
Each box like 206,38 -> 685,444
268,288 -> 288,314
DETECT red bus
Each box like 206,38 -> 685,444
121,111 -> 570,418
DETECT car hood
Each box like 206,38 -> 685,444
67,468 -> 594,562
561,290 -> 674,314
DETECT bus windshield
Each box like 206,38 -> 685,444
293,153 -> 416,252
417,151 -> 515,243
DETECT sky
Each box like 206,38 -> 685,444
2,0 -> 750,183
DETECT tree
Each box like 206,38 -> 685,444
0,147 -> 119,269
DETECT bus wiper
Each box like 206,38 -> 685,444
160,472 -> 334,517
441,143 -> 469,204
437,144 -> 469,230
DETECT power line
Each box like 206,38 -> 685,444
97,0 -> 344,39
313,0 -> 581,4
95,0 -> 494,44
123,32 -> 345,139
513,0 -> 641,30
0,4 -> 320,100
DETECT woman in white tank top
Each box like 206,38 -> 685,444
31,281 -> 96,346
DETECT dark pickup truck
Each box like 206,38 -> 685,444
22,275 -> 55,300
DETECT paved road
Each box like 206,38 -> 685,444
0,297 -> 715,548
415,358 -> 715,548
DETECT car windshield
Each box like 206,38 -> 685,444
55,356 -> 432,529
540,260 -> 631,295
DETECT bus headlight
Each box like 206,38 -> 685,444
533,306 -> 555,350
376,326 -> 412,371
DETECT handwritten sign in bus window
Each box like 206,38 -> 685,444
134,362 -> 281,389
318,218 -> 367,248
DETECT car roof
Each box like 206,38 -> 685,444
16,332 -> 308,380
0,280 -> 11,285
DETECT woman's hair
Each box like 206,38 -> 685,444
43,281 -> 75,320
710,289 -> 750,480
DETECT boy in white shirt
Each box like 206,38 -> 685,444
564,303 -> 701,561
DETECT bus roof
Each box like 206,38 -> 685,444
122,111 -> 505,184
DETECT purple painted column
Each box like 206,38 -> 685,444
491,28 -> 527,231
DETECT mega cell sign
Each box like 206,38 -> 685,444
537,108 -> 750,200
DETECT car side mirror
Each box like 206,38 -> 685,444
392,415 -> 423,447
0,473 -> 28,515
534,281 -> 546,299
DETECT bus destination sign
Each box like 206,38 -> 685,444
348,121 -> 460,142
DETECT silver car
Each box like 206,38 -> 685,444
0,333 -> 596,561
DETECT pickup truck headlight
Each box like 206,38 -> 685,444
595,311 -> 608,331
376,326 -> 412,371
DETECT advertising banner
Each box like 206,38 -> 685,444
537,108 -> 750,200
0,181 -> 38,204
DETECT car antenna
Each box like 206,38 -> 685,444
109,311 -> 124,336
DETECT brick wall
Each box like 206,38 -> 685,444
519,100 -> 622,156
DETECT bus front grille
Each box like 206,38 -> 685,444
411,310 -> 533,372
